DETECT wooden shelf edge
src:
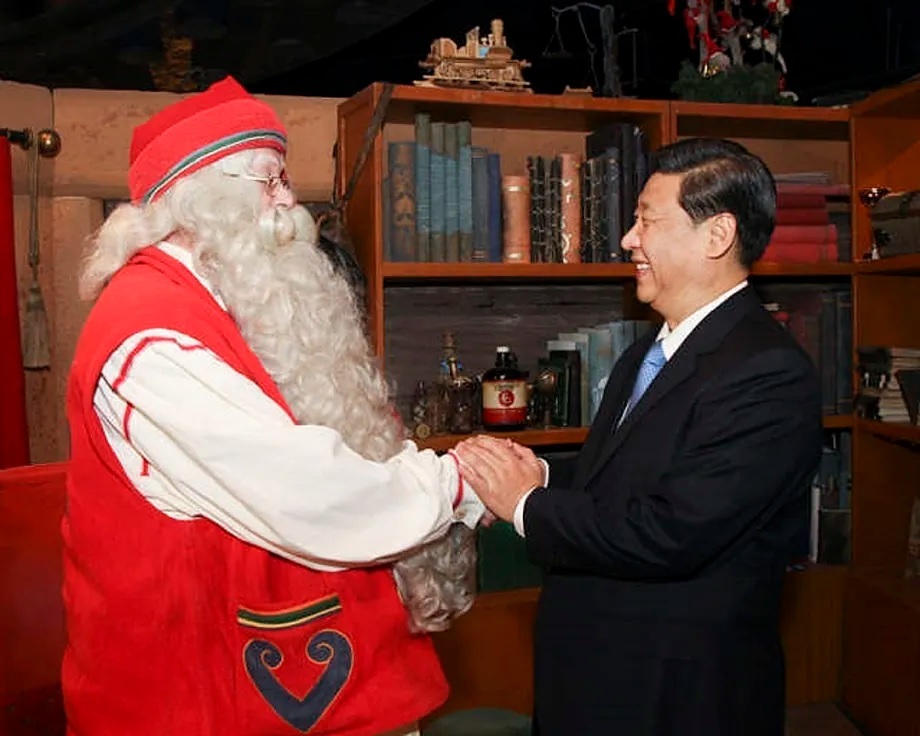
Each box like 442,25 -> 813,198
417,427 -> 589,452
418,418 -> 845,452
752,261 -> 853,277
384,262 -> 635,281
386,83 -> 670,116
850,77 -> 920,118
671,100 -> 850,123
823,415 -> 853,430
471,587 -> 541,608
855,418 -> 920,444
855,253 -> 920,274
383,261 -> 852,281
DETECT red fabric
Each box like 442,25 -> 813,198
0,137 -> 30,469
63,247 -> 448,735
0,462 -> 68,735
0,462 -> 68,704
128,76 -> 286,203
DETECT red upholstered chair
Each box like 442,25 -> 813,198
0,462 -> 68,735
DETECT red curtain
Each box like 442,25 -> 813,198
0,137 -> 30,468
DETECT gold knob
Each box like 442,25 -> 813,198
35,129 -> 62,158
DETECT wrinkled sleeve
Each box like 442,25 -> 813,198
94,328 -> 484,571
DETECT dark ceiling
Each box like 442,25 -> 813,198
1,0 -> 919,104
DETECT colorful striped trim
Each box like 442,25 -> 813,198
237,593 -> 342,630
141,129 -> 287,203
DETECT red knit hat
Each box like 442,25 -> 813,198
128,76 -> 287,204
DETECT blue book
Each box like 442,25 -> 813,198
414,113 -> 431,262
429,122 -> 446,262
486,152 -> 503,262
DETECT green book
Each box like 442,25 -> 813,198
476,521 -> 543,593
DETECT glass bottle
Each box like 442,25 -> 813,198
480,346 -> 529,431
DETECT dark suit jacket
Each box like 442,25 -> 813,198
524,286 -> 823,736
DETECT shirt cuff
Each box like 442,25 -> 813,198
513,488 -> 536,538
447,449 -> 485,529
511,458 -> 548,537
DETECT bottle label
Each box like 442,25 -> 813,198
481,379 -> 528,426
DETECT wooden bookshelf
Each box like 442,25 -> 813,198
337,83 -> 859,720
841,78 -> 920,736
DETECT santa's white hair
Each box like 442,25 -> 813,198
80,149 -> 476,633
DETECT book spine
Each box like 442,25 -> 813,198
387,141 -> 416,262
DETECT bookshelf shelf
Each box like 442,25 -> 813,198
855,254 -> 920,274
823,414 -> 854,430
417,416 -> 849,453
382,261 -> 853,282
417,427 -> 589,453
377,83 -> 669,132
752,261 -> 852,277
382,261 -> 637,282
856,418 -> 920,444
850,77 -> 920,119
469,586 -> 541,607
670,101 -> 850,142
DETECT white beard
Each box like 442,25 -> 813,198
194,203 -> 476,633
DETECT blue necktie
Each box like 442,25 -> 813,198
619,340 -> 666,425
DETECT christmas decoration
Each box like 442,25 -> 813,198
668,0 -> 796,104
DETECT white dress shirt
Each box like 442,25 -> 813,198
93,243 -> 484,571
512,280 -> 749,536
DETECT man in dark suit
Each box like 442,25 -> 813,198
456,137 -> 823,736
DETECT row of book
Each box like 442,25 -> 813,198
385,123 -> 854,266
383,116 -> 649,263
764,286 -> 852,416
803,431 -> 851,567
855,346 -> 920,423
767,173 -> 852,263
525,285 -> 853,432
540,319 -> 653,428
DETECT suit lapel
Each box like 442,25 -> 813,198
573,337 -> 650,486
581,286 -> 761,486
587,348 -> 698,480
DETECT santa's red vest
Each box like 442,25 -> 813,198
63,247 -> 447,735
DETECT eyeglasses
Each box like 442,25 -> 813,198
223,170 -> 291,196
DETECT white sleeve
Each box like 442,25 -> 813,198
512,458 -> 549,537
93,328 -> 485,571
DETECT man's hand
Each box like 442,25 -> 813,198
453,435 -> 544,522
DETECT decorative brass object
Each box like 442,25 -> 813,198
0,127 -> 62,158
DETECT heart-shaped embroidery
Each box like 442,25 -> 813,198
244,630 -> 354,732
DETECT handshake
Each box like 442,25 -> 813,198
451,435 -> 547,524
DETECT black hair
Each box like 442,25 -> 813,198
649,137 -> 776,267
